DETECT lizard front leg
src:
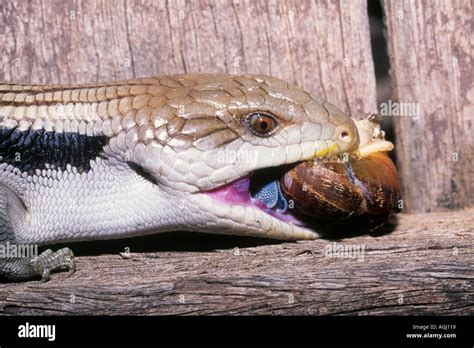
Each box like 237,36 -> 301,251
0,184 -> 75,282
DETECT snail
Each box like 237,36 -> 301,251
280,114 -> 400,229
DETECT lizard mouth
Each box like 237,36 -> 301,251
204,165 -> 311,229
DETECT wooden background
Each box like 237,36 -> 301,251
0,0 -> 472,315
384,1 -> 473,213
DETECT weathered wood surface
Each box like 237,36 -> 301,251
0,0 -> 376,117
0,209 -> 472,315
383,1 -> 474,213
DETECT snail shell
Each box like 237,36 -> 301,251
281,152 -> 400,222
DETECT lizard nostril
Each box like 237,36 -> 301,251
339,130 -> 351,143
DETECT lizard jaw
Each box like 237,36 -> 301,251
183,138 -> 360,240
194,173 -> 319,240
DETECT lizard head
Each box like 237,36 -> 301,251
121,74 -> 359,240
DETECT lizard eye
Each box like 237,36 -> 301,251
245,112 -> 277,137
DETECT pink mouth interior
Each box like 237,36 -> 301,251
205,176 -> 307,226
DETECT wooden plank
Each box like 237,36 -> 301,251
0,209 -> 472,315
383,1 -> 474,213
0,0 -> 376,116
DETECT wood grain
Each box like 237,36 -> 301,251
0,209 -> 472,315
383,1 -> 474,213
0,0 -> 376,117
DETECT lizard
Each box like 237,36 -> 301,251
0,73 -> 359,282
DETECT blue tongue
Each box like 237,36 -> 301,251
251,179 -> 288,212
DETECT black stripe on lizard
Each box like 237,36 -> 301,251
0,126 -> 108,175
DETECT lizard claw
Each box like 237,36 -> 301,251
32,247 -> 76,282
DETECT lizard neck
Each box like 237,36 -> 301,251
14,157 -> 180,245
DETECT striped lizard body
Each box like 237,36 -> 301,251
0,74 -> 358,281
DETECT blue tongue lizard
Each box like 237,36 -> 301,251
251,179 -> 288,212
